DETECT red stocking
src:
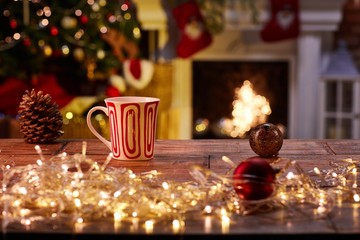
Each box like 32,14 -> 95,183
260,0 -> 300,42
172,0 -> 212,58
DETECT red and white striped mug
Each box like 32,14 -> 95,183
86,96 -> 160,160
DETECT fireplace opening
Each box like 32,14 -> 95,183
192,60 -> 289,139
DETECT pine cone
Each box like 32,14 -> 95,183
18,89 -> 64,143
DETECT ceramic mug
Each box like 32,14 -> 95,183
86,96 -> 160,160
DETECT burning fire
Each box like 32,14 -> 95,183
223,80 -> 271,138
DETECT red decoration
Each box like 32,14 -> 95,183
50,26 -> 59,36
10,19 -> 17,29
260,0 -> 300,42
79,15 -> 88,24
233,156 -> 276,201
171,0 -> 212,58
23,37 -> 31,47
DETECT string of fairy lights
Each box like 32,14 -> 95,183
0,142 -> 359,233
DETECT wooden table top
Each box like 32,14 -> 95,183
0,138 -> 360,239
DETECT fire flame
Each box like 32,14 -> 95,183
224,80 -> 271,138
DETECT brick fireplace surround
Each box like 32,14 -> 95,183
136,0 -> 345,139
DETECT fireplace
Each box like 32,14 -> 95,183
135,0 -> 345,139
192,60 -> 289,139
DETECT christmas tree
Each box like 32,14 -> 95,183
0,0 -> 142,82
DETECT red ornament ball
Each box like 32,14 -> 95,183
233,156 -> 276,201
249,123 -> 283,158
79,15 -> 89,24
22,37 -> 31,47
50,26 -> 59,36
10,19 -> 18,29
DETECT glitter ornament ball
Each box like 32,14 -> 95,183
249,123 -> 283,158
233,156 -> 276,201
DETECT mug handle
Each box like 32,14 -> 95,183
86,106 -> 111,150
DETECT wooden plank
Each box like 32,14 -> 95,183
0,138 -> 65,156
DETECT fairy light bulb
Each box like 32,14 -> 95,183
172,219 -> 181,233
124,13 -> 131,20
43,6 -> 51,17
39,18 -> 49,27
74,198 -> 81,207
133,27 -> 141,39
97,49 -> 105,59
98,0 -> 107,7
354,194 -> 360,202
108,14 -> 116,23
18,187 -> 27,195
36,9 -> 44,16
43,45 -> 52,56
77,217 -> 83,224
75,9 -> 82,16
121,3 -> 128,11
3,9 -> 10,17
145,220 -> 154,233
162,182 -> 169,190
221,215 -> 230,233
72,190 -> 80,198
203,205 -> 212,214
61,45 -> 69,54
5,36 -> 13,43
92,3 -> 100,11
13,33 -> 21,40
113,190 -> 121,198
286,172 -> 295,179
114,211 -> 122,222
